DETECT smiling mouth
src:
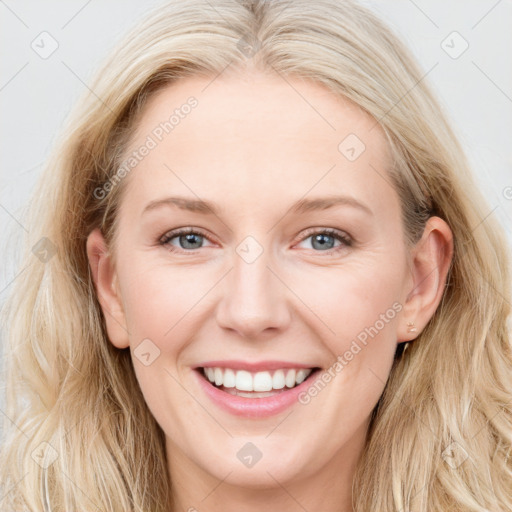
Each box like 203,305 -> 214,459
197,366 -> 322,398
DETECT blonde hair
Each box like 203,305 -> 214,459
1,0 -> 511,510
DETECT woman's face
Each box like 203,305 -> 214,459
88,70 -> 449,492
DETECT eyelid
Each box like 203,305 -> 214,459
295,226 -> 352,242
158,226 -> 354,257
159,227 -> 217,248
293,227 -> 353,252
159,226 -> 353,254
159,227 -> 352,242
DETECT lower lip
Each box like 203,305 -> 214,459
194,369 -> 321,418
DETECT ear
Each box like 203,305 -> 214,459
86,228 -> 130,349
398,216 -> 454,343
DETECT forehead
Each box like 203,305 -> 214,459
119,70 -> 397,220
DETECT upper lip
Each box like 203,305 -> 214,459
194,360 -> 320,372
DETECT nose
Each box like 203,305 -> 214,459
215,244 -> 292,340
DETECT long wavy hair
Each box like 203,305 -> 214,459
1,0 -> 511,510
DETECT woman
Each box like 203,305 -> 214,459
1,0 -> 511,510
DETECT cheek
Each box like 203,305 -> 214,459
120,260 -> 202,343
291,264 -> 402,449
290,256 -> 404,347
120,247 -> 405,363
289,256 -> 404,413
119,264 -> 200,432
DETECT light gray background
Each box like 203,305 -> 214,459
1,0 -> 511,305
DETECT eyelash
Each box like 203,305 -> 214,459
158,227 -> 353,255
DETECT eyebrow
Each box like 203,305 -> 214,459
141,194 -> 373,217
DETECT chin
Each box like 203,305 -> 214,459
202,440 -> 312,489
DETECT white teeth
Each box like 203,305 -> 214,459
253,371 -> 273,392
214,368 -> 223,386
285,369 -> 296,388
223,368 -> 236,388
295,369 -> 309,385
272,369 -> 285,389
202,367 -> 314,392
236,370 -> 253,391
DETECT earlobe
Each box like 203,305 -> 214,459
398,216 -> 454,343
86,228 -> 130,349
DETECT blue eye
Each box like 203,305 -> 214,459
159,228 -> 213,251
159,227 -> 353,254
297,228 -> 353,253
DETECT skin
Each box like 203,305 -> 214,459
87,69 -> 453,512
